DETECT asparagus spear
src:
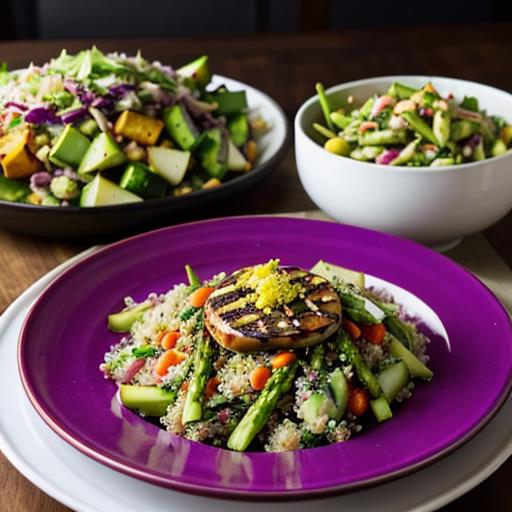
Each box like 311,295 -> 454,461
185,264 -> 202,288
227,362 -> 298,451
337,331 -> 382,398
433,110 -> 451,147
387,82 -> 419,100
358,97 -> 375,119
383,314 -> 414,351
315,82 -> 334,131
389,139 -> 420,166
313,122 -> 337,139
359,129 -> 407,146
401,111 -> 440,145
182,314 -> 214,424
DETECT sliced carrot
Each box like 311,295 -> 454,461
161,331 -> 180,350
271,351 -> 297,369
155,330 -> 167,345
361,323 -> 386,345
189,287 -> 215,308
347,388 -> 369,416
154,349 -> 187,376
342,318 -> 362,340
249,366 -> 271,390
205,376 -> 220,399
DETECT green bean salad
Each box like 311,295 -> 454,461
313,81 -> 512,166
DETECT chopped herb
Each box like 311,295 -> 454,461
461,96 -> 479,112
8,116 -> 22,129
132,345 -> 158,358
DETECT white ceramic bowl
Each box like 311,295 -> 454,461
295,76 -> 512,248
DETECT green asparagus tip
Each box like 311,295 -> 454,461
185,264 -> 202,288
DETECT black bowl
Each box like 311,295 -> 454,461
0,76 -> 290,240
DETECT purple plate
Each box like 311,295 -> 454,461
18,217 -> 512,499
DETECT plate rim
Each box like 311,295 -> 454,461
2,256 -> 512,512
17,216 -> 512,499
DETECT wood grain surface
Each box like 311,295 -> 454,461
1,24 -> 511,511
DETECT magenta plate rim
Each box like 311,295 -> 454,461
18,216 -> 512,499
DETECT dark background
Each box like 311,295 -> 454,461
2,0 -> 512,39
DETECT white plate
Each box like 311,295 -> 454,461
1,251 -> 511,512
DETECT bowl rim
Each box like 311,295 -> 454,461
0,74 -> 290,212
295,74 -> 512,173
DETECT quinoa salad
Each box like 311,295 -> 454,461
101,259 -> 433,452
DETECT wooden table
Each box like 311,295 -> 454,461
1,24 -> 512,511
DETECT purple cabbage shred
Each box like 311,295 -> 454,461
25,107 -> 61,125
376,148 -> 401,165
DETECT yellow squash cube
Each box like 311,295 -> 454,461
0,129 -> 41,179
114,111 -> 164,146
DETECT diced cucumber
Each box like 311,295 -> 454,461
0,175 -> 30,202
119,162 -> 167,199
350,146 -> 384,161
389,337 -> 433,380
50,125 -> 91,167
78,132 -> 126,175
330,111 -> 352,130
370,395 -> 393,422
162,104 -> 199,150
176,55 -> 211,89
79,118 -> 99,137
108,300 -> 152,332
80,174 -> 142,207
300,392 -> 337,429
492,139 -> 507,157
377,361 -> 410,402
207,90 -> 247,115
147,146 -> 191,186
450,120 -> 478,142
198,128 -> 228,179
329,368 -> 349,419
310,260 -> 365,288
120,385 -> 174,417
227,112 -> 250,147
227,138 -> 249,171
430,157 -> 455,167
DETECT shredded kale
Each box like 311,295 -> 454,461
180,306 -> 198,322
493,115 -> 508,130
461,95 -> 479,112
301,430 -> 321,448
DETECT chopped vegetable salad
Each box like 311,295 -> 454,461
313,81 -> 512,166
0,47 -> 267,206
